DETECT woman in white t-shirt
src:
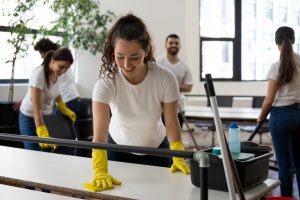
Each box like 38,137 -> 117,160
19,48 -> 76,151
84,14 -> 190,193
257,26 -> 300,198
34,38 -> 81,138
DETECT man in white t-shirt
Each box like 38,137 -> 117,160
156,34 -> 193,128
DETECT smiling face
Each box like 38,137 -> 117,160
50,59 -> 71,76
165,37 -> 181,56
114,39 -> 148,83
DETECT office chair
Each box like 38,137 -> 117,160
0,102 -> 23,148
77,98 -> 93,141
43,114 -> 78,155
194,96 -> 233,147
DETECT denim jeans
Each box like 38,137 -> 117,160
19,112 -> 40,151
269,105 -> 300,198
107,134 -> 171,167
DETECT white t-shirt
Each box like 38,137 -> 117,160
59,69 -> 79,102
156,55 -> 193,111
267,53 -> 300,106
20,66 -> 61,117
92,62 -> 180,147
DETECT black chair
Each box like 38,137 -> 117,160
207,95 -> 233,107
195,96 -> 233,147
0,102 -> 23,148
43,114 -> 78,155
252,96 -> 265,108
241,96 -> 270,144
77,98 -> 93,141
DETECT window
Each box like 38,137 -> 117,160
0,32 -> 61,82
201,41 -> 233,79
0,0 -> 60,83
200,0 -> 300,81
199,0 -> 237,80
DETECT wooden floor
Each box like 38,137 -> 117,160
182,124 -> 299,199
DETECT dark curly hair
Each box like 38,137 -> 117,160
100,13 -> 155,79
34,38 -> 59,53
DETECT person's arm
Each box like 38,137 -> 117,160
55,95 -> 76,122
83,101 -> 121,192
32,87 -> 57,149
257,79 -> 278,123
179,66 -> 193,93
31,87 -> 44,128
179,84 -> 193,93
55,95 -> 63,104
163,100 -> 181,142
163,100 -> 190,174
12,99 -> 23,112
92,101 -> 110,143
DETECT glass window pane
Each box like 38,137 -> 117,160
200,0 -> 235,37
242,0 -> 300,80
0,32 -> 61,80
201,41 -> 233,79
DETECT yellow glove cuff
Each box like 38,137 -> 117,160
36,125 -> 49,138
170,141 -> 185,163
57,100 -> 67,113
169,141 -> 190,174
92,149 -> 108,174
170,141 -> 185,151
57,100 -> 76,122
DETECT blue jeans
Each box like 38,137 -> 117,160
19,112 -> 40,151
107,134 -> 171,167
269,105 -> 300,198
55,97 -> 81,139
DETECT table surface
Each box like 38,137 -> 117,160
0,184 -> 78,200
0,146 -> 279,200
185,106 -> 262,122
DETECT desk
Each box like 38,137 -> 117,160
185,106 -> 262,122
0,184 -> 78,200
0,146 -> 279,200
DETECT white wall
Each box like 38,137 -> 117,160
0,0 -> 268,101
76,0 -> 187,98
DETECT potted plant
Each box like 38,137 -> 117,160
2,0 -> 115,102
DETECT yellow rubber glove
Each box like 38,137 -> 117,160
170,141 -> 190,174
83,149 -> 122,192
36,125 -> 57,150
57,100 -> 76,123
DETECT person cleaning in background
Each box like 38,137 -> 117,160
84,13 -> 190,192
19,47 -> 75,151
15,38 -> 81,138
257,26 -> 300,198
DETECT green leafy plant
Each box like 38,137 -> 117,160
4,0 -> 36,102
41,0 -> 115,54
2,0 -> 115,101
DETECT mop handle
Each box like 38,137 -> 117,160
205,74 -> 238,200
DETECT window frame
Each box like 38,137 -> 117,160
199,0 -> 242,81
